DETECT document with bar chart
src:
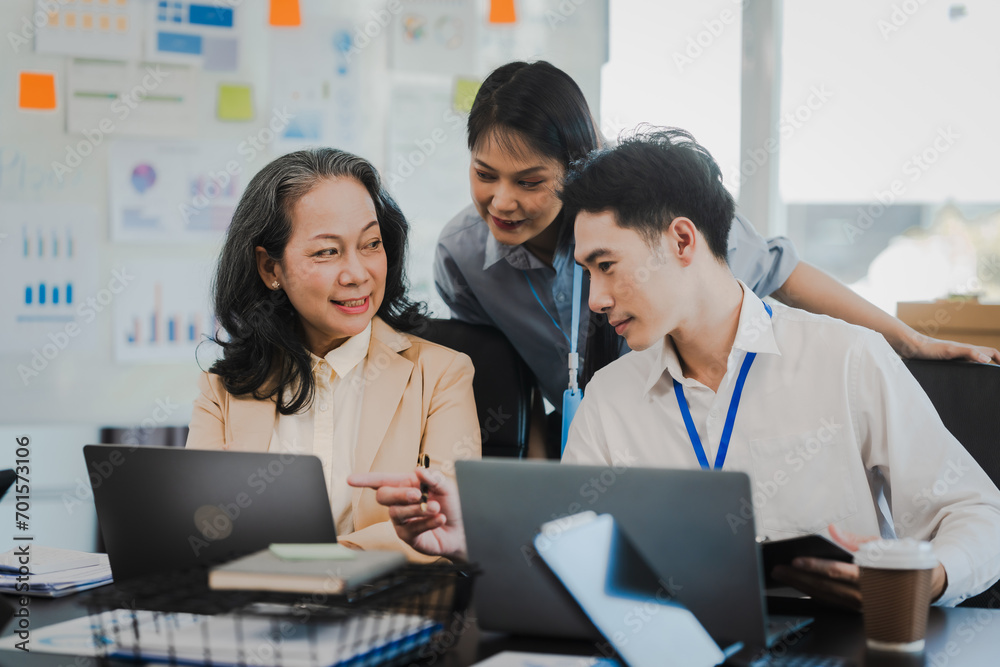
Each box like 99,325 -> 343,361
112,259 -> 219,363
0,203 -> 100,354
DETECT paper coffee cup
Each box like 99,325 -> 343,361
855,539 -> 938,653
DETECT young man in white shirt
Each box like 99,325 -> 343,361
558,127 -> 1000,608
352,127 -> 1000,608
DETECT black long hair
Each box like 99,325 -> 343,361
209,148 -> 426,414
468,61 -> 620,387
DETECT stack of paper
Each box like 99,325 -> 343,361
0,545 -> 112,597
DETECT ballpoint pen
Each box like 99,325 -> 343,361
417,452 -> 430,512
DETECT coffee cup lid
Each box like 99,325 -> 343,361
853,538 -> 938,570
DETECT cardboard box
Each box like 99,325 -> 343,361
897,299 -> 1000,350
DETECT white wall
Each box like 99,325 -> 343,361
0,0 -> 607,550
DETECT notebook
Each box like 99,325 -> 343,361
209,545 -> 406,594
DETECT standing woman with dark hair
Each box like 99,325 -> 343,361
187,148 -> 481,560
435,61 -> 999,456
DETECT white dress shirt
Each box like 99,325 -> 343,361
564,281 -> 1000,606
268,323 -> 371,537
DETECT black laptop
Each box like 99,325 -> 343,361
457,459 -> 812,653
84,445 -> 337,584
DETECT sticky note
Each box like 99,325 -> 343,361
18,72 -> 57,111
217,84 -> 254,121
453,77 -> 481,113
269,543 -> 356,561
489,0 -> 517,23
269,0 -> 301,26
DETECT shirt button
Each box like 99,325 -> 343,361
709,409 -> 720,420
556,293 -> 566,302
319,403 -> 329,411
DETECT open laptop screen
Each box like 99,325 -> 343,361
84,445 -> 336,582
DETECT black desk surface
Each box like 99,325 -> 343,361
1,594 -> 999,666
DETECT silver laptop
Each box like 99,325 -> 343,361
84,444 -> 337,582
456,459 -> 810,651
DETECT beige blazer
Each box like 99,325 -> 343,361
186,317 -> 482,561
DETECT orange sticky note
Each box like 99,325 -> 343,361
19,72 -> 57,111
269,0 -> 301,26
489,0 -> 516,23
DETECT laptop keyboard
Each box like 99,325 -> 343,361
762,656 -> 853,667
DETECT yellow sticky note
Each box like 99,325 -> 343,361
453,77 -> 481,114
19,72 -> 57,111
217,84 -> 254,121
269,0 -> 301,26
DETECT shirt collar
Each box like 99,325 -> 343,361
483,231 -> 551,271
310,321 -> 372,381
642,280 -> 781,394
733,279 -> 781,356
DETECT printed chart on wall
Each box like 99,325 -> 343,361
109,140 -> 243,243
391,0 -> 477,75
67,59 -> 199,137
112,259 -> 218,363
0,203 -> 100,354
144,0 -> 241,72
270,18 -> 363,154
32,0 -> 143,60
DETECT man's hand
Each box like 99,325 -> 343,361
772,525 -> 948,611
348,469 -> 467,560
772,558 -> 863,612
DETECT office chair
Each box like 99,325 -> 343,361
903,358 -> 1000,608
99,426 -> 189,448
419,319 -> 534,459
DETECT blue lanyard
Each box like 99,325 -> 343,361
521,265 -> 584,357
673,302 -> 772,471
522,270 -> 570,344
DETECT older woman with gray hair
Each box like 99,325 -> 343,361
186,148 -> 481,560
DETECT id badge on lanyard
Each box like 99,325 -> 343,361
561,263 -> 584,455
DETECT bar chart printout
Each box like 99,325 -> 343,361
113,259 -> 219,363
0,203 -> 100,353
